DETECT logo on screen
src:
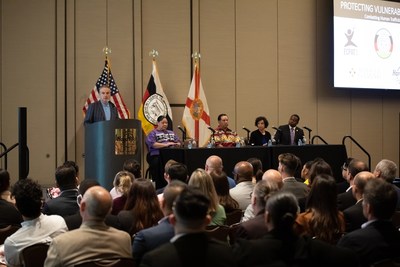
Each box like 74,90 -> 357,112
344,28 -> 358,56
393,67 -> 400,84
374,28 -> 393,59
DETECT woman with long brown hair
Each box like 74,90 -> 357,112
117,178 -> 163,236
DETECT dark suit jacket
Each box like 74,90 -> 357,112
42,189 -> 79,218
343,201 -> 366,232
133,217 -> 174,265
140,233 -> 235,267
0,199 -> 22,227
275,125 -> 304,145
338,220 -> 400,267
337,190 -> 356,211
84,100 -> 118,125
233,230 -> 358,267
249,130 -> 271,146
282,177 -> 310,200
235,211 -> 268,240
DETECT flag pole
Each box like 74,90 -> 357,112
103,46 -> 112,86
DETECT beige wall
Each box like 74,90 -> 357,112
1,0 -> 399,186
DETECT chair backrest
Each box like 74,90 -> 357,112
205,225 -> 230,244
74,258 -> 135,267
21,243 -> 49,267
228,222 -> 241,246
225,209 -> 243,225
0,225 -> 20,244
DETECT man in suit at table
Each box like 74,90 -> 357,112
84,85 -> 119,124
139,187 -> 235,267
338,179 -> 400,267
274,114 -> 304,145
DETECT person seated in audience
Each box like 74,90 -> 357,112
278,153 -> 309,200
155,159 -> 177,196
336,158 -> 353,194
235,180 -> 280,240
43,165 -> 79,217
337,159 -> 368,211
248,116 -> 272,146
338,179 -> 400,267
373,159 -> 400,210
294,174 -> 345,244
212,113 -> 240,148
188,169 -> 226,225
210,171 -> 239,213
156,162 -> 188,195
139,187 -> 236,267
63,179 -> 120,230
44,186 -> 132,266
301,160 -> 313,185
132,181 -> 187,265
111,171 -> 135,215
247,157 -> 263,184
110,159 -> 141,199
343,171 -> 374,232
117,178 -> 163,236
205,155 -> 236,188
230,161 -> 254,211
242,169 -> 283,222
0,169 -> 22,227
233,191 -> 357,267
1,179 -> 67,267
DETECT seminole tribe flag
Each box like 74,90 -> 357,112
182,62 -> 211,147
137,60 -> 173,135
82,59 -> 130,119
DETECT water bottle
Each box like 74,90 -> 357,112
192,140 -> 197,148
267,139 -> 272,147
188,139 -> 193,149
207,141 -> 212,148
297,139 -> 303,146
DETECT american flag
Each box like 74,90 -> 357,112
82,59 -> 130,119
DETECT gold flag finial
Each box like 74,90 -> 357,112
103,47 -> 112,57
192,52 -> 201,62
149,49 -> 159,58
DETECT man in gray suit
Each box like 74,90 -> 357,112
44,186 -> 132,266
84,85 -> 119,125
278,153 -> 309,199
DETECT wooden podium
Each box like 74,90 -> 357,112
84,119 -> 142,190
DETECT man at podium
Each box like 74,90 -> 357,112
84,85 -> 119,125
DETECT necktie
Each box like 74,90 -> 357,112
290,127 -> 295,145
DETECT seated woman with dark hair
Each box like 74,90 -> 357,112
210,171 -> 239,213
233,191 -> 358,267
249,116 -> 271,146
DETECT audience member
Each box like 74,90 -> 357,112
146,115 -> 181,189
278,153 -> 309,200
307,158 -> 333,186
248,116 -> 271,146
247,157 -> 263,184
63,179 -> 120,230
338,179 -> 400,267
188,169 -> 226,225
230,161 -> 254,211
123,159 -> 142,178
210,171 -> 239,213
337,159 -> 368,211
43,165 -> 79,217
343,171 -> 374,232
274,114 -> 305,145
212,114 -> 240,148
139,187 -> 236,267
156,162 -> 188,195
235,180 -> 280,240
233,191 -> 358,267
336,158 -> 353,194
373,159 -> 400,210
205,155 -> 235,188
155,159 -> 177,195
44,186 -> 132,266
117,178 -> 163,236
0,169 -> 22,227
84,85 -> 119,124
294,174 -> 345,244
2,179 -> 67,267
111,171 -> 135,215
133,181 -> 187,265
301,160 -> 313,185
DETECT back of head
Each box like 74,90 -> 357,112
374,159 -> 398,183
205,155 -> 223,174
78,179 -> 100,195
364,178 -> 397,220
55,165 -> 77,190
262,169 -> 283,189
307,174 -> 337,211
82,186 -> 112,220
125,178 -> 158,210
0,168 -> 10,192
114,171 -> 134,195
348,159 -> 369,178
63,161 -> 79,177
123,159 -> 142,178
308,159 -> 333,185
353,171 -> 374,194
188,168 -> 219,212
163,181 -> 188,215
12,178 -> 42,218
234,161 -> 253,182
253,179 -> 280,210
278,153 -> 300,177
210,170 -> 230,196
247,157 -> 263,182
265,191 -> 298,234
167,163 -> 188,183
173,187 -> 210,229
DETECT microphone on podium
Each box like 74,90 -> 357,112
272,126 -> 282,132
242,126 -> 251,133
177,125 -> 186,141
303,126 -> 312,132
208,127 -> 216,134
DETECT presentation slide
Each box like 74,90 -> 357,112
334,0 -> 400,90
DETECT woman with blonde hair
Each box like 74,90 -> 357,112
188,168 -> 226,225
111,171 -> 134,215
